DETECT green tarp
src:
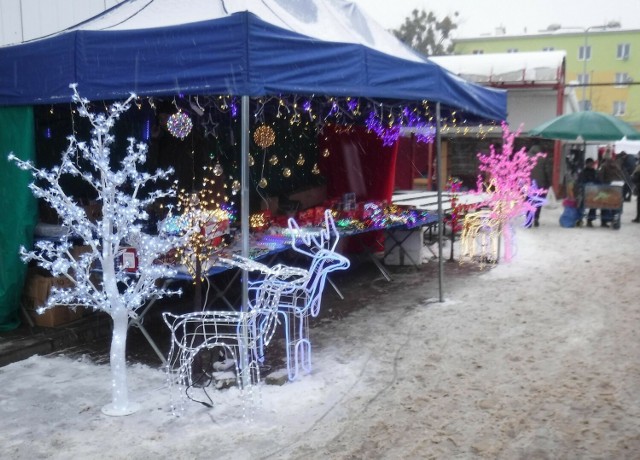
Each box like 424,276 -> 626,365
0,106 -> 37,331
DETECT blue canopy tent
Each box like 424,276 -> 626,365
0,0 -> 507,332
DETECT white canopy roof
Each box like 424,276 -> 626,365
431,51 -> 566,84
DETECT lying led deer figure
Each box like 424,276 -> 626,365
162,262 -> 305,414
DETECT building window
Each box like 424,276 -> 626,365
613,101 -> 626,116
579,45 -> 591,61
615,72 -> 630,87
580,100 -> 592,111
507,48 -> 518,53
542,47 -> 555,51
617,43 -> 630,60
472,49 -> 484,55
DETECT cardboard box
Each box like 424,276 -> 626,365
22,271 -> 83,327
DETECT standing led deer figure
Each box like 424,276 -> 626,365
9,85 -> 182,416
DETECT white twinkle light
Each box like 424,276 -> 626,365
9,84 -> 184,416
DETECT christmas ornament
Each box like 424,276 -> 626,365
269,154 -> 279,166
296,154 -> 305,166
258,178 -> 268,188
253,124 -> 276,148
166,111 -> 193,139
283,168 -> 292,178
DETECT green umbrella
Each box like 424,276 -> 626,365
528,111 -> 640,141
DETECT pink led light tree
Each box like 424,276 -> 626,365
474,123 -> 547,261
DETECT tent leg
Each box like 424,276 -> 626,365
240,95 -> 250,389
436,102 -> 444,303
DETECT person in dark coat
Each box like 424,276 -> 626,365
576,158 -> 599,227
616,151 -> 636,201
631,153 -> 640,223
529,145 -> 552,227
597,152 -> 624,227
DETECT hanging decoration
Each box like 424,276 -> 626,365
213,162 -> 223,176
253,124 -> 276,148
268,154 -> 279,166
231,180 -> 241,195
166,111 -> 193,139
258,178 -> 268,188
321,148 -> 331,158
296,154 -> 306,166
283,167 -> 292,178
311,163 -> 320,175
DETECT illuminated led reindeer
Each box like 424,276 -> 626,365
162,261 -> 305,414
218,210 -> 350,381
277,210 -> 351,380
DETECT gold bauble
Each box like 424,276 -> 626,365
249,154 -> 255,166
296,154 -> 305,166
268,154 -> 279,166
258,177 -> 268,188
253,125 -> 276,148
283,167 -> 292,178
312,163 -> 320,175
322,148 -> 331,157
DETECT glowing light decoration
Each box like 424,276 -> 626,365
459,210 -> 501,268
296,154 -> 305,166
231,180 -> 241,195
283,167 -> 292,178
253,124 -> 276,148
172,184 -> 234,280
321,148 -> 331,158
268,154 -> 279,166
212,162 -> 223,176
162,261 -> 306,416
471,123 -> 547,262
166,111 -> 193,139
311,163 -> 320,175
9,84 -> 183,416
278,211 -> 351,380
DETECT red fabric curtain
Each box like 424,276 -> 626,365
318,125 -> 398,253
318,124 -> 398,202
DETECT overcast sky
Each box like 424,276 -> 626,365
352,0 -> 640,37
2,0 -> 640,46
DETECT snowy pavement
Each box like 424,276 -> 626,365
1,200 -> 639,459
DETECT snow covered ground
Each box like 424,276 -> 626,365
1,200 -> 639,459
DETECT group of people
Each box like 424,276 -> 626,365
574,150 -> 640,227
535,146 -> 640,228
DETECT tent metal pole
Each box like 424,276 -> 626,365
436,102 -> 444,302
240,94 -> 250,389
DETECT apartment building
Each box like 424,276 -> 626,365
454,28 -> 640,129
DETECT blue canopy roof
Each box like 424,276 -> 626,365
0,0 -> 506,120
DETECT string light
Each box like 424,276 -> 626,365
9,84 -> 183,416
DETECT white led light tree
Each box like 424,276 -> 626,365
9,84 -> 183,416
